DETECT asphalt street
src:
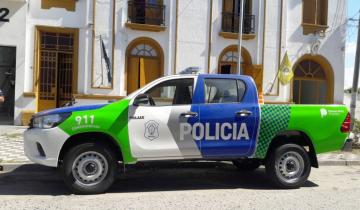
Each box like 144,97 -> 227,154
0,162 -> 360,210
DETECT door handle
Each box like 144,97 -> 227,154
236,110 -> 252,117
180,112 -> 198,118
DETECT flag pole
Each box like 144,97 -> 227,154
99,35 -> 104,86
237,0 -> 244,75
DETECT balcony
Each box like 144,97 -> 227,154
126,0 -> 166,32
220,12 -> 256,40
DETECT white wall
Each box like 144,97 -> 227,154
113,0 -> 176,96
10,0 -> 347,124
266,0 -> 347,104
209,0 -> 262,74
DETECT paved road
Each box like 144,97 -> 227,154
0,162 -> 360,210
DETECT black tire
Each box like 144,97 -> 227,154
232,159 -> 261,171
265,144 -> 311,189
59,142 -> 117,194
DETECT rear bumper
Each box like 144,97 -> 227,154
23,127 -> 69,167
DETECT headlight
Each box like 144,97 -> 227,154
32,113 -> 71,129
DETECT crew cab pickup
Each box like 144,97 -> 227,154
24,74 -> 350,194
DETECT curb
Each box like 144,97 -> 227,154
318,160 -> 360,166
0,162 -> 32,172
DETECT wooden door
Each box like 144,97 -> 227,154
37,29 -> 76,112
127,57 -> 140,94
38,51 -> 58,112
57,53 -> 73,107
127,57 -> 160,94
145,0 -> 162,25
243,65 -> 263,90
142,58 -> 160,86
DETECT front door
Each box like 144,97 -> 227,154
128,78 -> 201,159
197,76 -> 259,158
37,30 -> 76,112
0,46 -> 16,125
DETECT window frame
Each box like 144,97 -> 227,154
203,78 -> 247,105
139,78 -> 195,107
41,0 -> 76,12
302,0 -> 328,33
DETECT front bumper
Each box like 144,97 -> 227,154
24,127 -> 69,167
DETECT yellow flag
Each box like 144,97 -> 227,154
278,52 -> 293,85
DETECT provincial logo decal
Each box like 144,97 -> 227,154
144,120 -> 159,141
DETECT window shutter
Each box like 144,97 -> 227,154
223,0 -> 234,13
303,0 -> 316,24
41,0 -> 76,12
316,0 -> 328,25
244,0 -> 252,15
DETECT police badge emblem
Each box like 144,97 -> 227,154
144,120 -> 159,140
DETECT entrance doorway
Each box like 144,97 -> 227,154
126,38 -> 163,94
0,46 -> 16,125
218,45 -> 252,75
35,27 -> 78,112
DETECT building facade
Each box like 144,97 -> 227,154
0,0 -> 347,125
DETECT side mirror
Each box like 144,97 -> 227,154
133,94 -> 150,106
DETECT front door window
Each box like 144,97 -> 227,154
128,78 -> 201,159
145,79 -> 193,106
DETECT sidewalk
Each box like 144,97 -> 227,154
0,126 -> 30,163
0,125 -> 360,165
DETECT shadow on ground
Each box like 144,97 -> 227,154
0,162 -> 318,195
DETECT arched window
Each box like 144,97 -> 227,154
130,44 -> 158,57
218,46 -> 249,74
293,59 -> 332,104
221,50 -> 243,63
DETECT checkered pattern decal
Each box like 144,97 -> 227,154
254,105 -> 291,158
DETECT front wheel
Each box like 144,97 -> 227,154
265,144 -> 311,189
60,142 -> 117,194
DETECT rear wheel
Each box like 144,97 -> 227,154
265,144 -> 311,189
232,159 -> 261,171
60,142 -> 117,194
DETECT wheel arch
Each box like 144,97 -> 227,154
58,132 -> 123,166
265,130 -> 318,168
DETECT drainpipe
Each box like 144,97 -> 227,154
237,0 -> 244,75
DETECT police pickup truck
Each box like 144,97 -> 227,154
24,74 -> 350,194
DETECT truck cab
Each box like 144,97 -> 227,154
127,74 -> 260,160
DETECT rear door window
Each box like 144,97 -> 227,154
204,79 -> 238,103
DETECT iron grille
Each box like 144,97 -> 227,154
128,0 -> 165,26
222,12 -> 255,34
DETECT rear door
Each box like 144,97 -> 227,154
196,75 -> 260,158
128,77 -> 202,160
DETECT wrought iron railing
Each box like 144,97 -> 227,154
128,0 -> 165,26
222,12 -> 255,34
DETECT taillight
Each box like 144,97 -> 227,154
341,112 -> 351,133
